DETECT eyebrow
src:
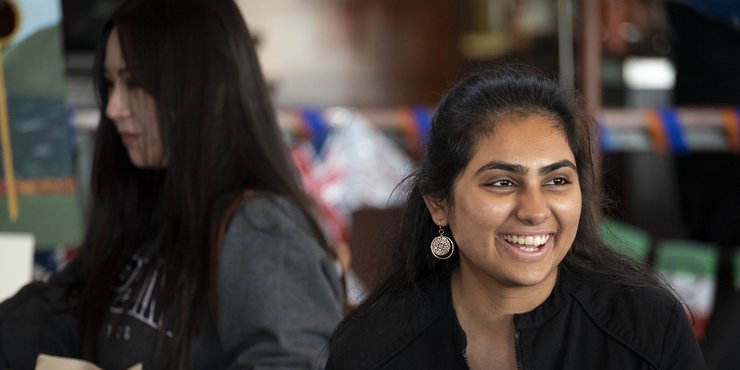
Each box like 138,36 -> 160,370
474,159 -> 577,176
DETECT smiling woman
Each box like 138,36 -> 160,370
326,62 -> 705,370
428,116 -> 582,301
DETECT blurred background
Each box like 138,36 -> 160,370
1,0 -> 739,344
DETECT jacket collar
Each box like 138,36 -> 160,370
434,268 -> 573,332
513,269 -> 572,329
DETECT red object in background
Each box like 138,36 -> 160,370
290,144 -> 349,246
691,312 -> 709,340
601,0 -> 629,54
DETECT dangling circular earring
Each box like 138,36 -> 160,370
430,225 -> 455,260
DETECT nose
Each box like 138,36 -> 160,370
105,82 -> 130,122
515,186 -> 551,225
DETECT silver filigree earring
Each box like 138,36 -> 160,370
430,225 -> 454,260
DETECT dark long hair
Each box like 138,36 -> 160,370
333,61 -> 664,337
77,0 -> 331,367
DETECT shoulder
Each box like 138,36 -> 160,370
219,192 -> 337,279
327,279 -> 446,369
214,193 -> 344,368
231,192 -> 313,235
222,192 -> 324,256
564,273 -> 686,364
218,191 -> 341,301
567,273 -> 678,317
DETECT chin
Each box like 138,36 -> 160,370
128,154 -> 164,169
508,268 -> 558,288
129,158 -> 147,168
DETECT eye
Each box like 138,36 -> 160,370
487,179 -> 515,187
122,70 -> 142,89
545,177 -> 571,186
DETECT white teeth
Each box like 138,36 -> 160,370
503,234 -> 550,248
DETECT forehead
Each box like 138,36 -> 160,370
104,28 -> 125,71
467,115 -> 574,170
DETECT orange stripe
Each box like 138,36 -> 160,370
721,107 -> 740,153
0,178 -> 76,196
645,109 -> 667,153
289,111 -> 309,142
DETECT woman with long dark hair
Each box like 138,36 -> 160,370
325,62 -> 704,369
0,0 -> 343,368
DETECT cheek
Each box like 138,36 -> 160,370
551,192 -> 582,230
451,196 -> 511,237
130,91 -> 159,124
570,189 -> 583,224
132,97 -> 161,141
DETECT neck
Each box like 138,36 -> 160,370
450,266 -> 557,330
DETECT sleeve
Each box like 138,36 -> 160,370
216,195 -> 344,370
0,259 -> 81,369
659,299 -> 707,370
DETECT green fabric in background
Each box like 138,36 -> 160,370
600,217 -> 652,263
655,239 -> 718,277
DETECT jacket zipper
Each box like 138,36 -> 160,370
462,330 -> 522,370
514,330 -> 523,370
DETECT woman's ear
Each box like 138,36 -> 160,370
422,194 -> 448,226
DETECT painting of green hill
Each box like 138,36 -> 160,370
1,18 -> 81,248
4,24 -> 66,99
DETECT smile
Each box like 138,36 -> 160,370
501,234 -> 551,252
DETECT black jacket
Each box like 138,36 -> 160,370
327,270 -> 705,369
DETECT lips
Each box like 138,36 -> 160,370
119,132 -> 140,147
